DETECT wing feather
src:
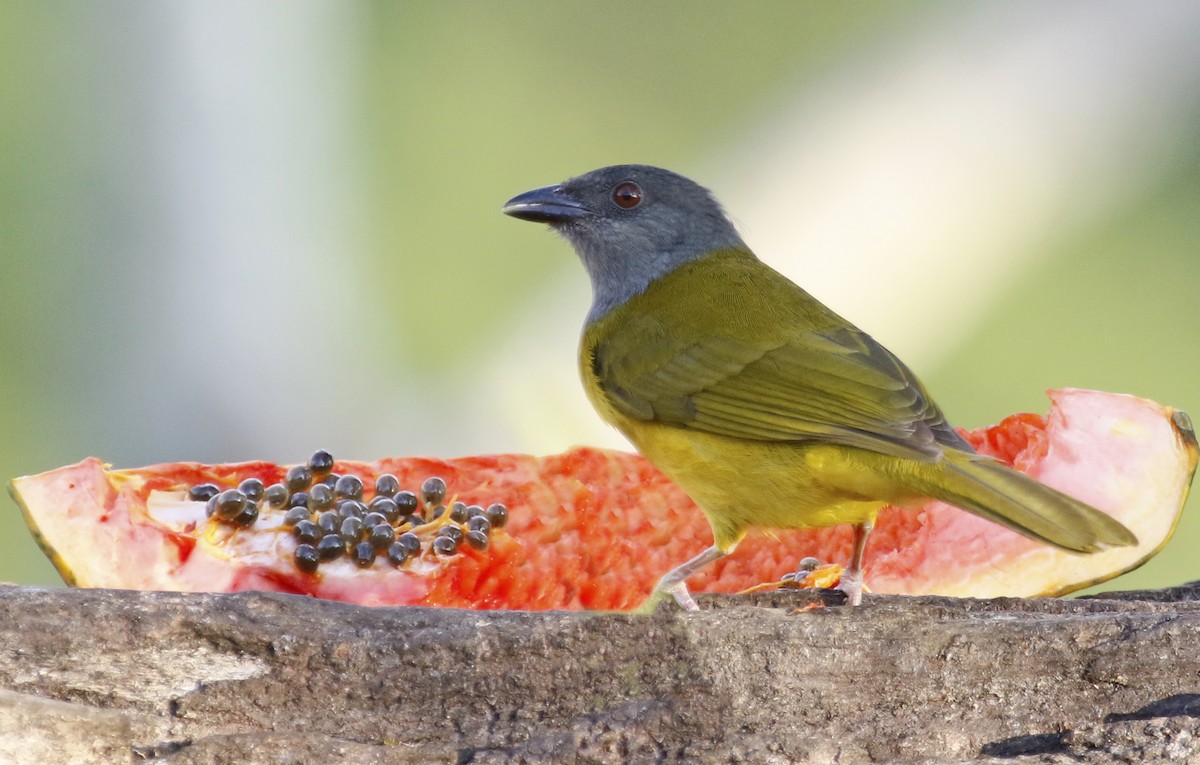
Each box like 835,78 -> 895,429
591,257 -> 972,460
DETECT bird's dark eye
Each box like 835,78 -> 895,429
612,181 -> 643,209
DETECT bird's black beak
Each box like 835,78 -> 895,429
502,184 -> 593,224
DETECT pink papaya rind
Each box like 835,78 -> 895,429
861,389 -> 1196,598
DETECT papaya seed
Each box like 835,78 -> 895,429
398,532 -> 421,555
486,503 -> 509,529
333,474 -> 364,501
368,497 -> 398,522
214,490 -> 247,520
308,483 -> 334,511
317,511 -> 340,535
439,525 -> 464,544
294,544 -> 320,574
283,506 -> 311,526
432,535 -> 459,556
386,541 -> 409,567
466,529 -> 489,551
420,477 -> 447,509
368,523 -> 395,550
264,483 -> 289,507
316,534 -> 345,561
393,491 -> 419,517
294,520 -> 322,545
237,478 -> 265,502
307,449 -> 335,478
188,483 -> 221,502
285,465 -> 313,493
339,516 -> 365,543
374,473 -> 400,498
353,541 -> 376,567
232,502 -> 259,527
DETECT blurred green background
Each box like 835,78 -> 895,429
2,1 -> 1198,593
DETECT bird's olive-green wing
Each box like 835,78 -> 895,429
591,307 -> 971,462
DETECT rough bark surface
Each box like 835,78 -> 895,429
1,583 -> 1199,765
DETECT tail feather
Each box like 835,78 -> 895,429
916,452 -> 1137,552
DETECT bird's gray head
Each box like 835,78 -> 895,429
502,165 -> 747,321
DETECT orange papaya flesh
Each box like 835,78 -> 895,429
8,389 -> 1196,609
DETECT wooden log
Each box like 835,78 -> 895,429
1,583 -> 1199,764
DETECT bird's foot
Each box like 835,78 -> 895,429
836,569 -> 864,606
663,580 -> 700,612
644,579 -> 700,612
641,544 -> 727,612
635,581 -> 700,614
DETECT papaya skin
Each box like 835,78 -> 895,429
8,480 -> 80,587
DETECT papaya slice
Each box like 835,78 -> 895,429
8,389 -> 1196,610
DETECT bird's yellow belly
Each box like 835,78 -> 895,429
619,419 -> 911,550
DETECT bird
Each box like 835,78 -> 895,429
501,164 -> 1136,611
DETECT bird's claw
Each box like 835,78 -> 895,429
836,569 -> 864,606
666,582 -> 700,612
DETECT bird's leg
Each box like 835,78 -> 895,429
837,521 -> 873,606
646,544 -> 729,612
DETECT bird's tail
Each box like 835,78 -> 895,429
910,451 -> 1137,552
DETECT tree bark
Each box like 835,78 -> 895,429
1,583 -> 1199,764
